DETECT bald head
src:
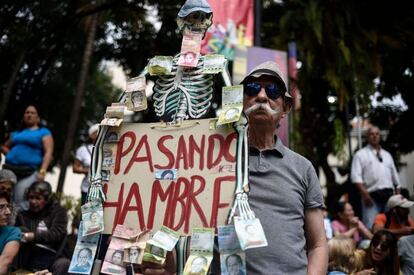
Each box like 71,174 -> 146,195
367,126 -> 381,148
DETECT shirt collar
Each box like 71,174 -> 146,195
249,136 -> 285,158
368,144 -> 382,152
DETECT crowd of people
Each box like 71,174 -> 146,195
0,62 -> 414,275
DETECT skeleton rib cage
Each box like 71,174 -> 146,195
152,55 -> 213,122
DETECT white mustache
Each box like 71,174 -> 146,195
244,103 -> 281,117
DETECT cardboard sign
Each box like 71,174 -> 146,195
103,119 -> 237,235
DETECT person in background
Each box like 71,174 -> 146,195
331,201 -> 372,245
323,208 -> 333,240
0,169 -> 16,196
15,181 -> 69,274
73,124 -> 99,204
1,105 -> 54,210
0,169 -> 18,225
398,235 -> 414,275
355,230 -> 399,275
373,194 -> 414,238
351,126 -> 400,229
327,236 -> 359,275
0,190 -> 20,275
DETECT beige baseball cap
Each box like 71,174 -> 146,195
240,61 -> 292,98
387,194 -> 414,209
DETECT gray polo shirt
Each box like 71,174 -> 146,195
245,138 -> 324,275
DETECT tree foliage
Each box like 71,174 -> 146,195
261,0 -> 414,204
0,0 -> 182,164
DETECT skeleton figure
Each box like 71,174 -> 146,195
151,0 -> 231,123
87,0 -> 250,220
153,55 -> 214,122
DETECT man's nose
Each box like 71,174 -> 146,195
256,87 -> 268,102
5,207 -> 11,215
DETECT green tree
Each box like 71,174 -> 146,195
0,0 -> 182,176
261,0 -> 414,206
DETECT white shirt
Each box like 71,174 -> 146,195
351,145 -> 400,192
75,144 -> 93,193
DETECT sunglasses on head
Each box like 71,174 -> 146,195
244,82 -> 283,100
372,239 -> 390,251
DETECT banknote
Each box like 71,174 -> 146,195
127,89 -> 147,112
101,117 -> 123,127
68,222 -> 99,274
101,169 -> 110,181
234,217 -> 268,250
142,243 -> 167,265
183,254 -> 213,275
203,54 -> 225,74
101,230 -> 127,274
104,130 -> 120,143
105,106 -> 125,118
81,201 -> 104,236
219,252 -> 246,275
123,242 -> 145,264
218,225 -> 242,253
178,31 -> 202,67
155,169 -> 177,180
69,243 -> 98,274
102,147 -> 115,168
190,227 -> 214,253
112,224 -> 141,240
148,56 -> 173,75
126,76 -> 146,93
147,225 -> 180,251
217,85 -> 243,125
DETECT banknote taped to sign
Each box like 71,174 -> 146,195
103,118 -> 237,235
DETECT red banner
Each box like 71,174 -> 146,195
201,0 -> 254,60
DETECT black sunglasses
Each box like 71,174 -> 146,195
372,239 -> 390,251
244,83 -> 283,100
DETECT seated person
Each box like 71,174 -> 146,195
373,194 -> 414,239
0,169 -> 18,225
15,181 -> 69,273
354,230 -> 400,275
0,169 -> 16,195
331,201 -> 372,244
398,235 -> 414,275
327,236 -> 357,275
0,190 -> 20,275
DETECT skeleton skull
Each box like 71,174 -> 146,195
176,0 -> 213,37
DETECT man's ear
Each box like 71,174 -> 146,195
282,99 -> 293,117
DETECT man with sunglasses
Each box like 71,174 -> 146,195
351,126 -> 401,229
241,61 -> 328,275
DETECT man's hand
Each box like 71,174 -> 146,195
362,193 -> 374,206
355,183 -> 373,206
